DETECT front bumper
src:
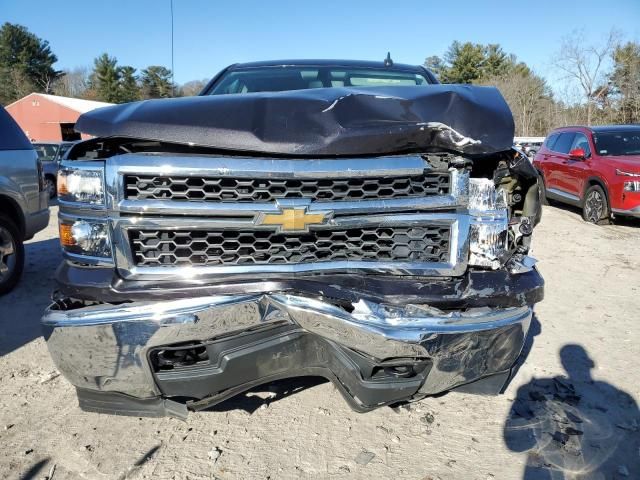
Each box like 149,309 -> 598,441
42,292 -> 534,417
613,206 -> 640,218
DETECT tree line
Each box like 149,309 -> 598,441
0,22 -> 207,105
1,21 -> 638,137
426,32 -> 640,136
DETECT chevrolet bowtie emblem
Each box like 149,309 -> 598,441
257,207 -> 331,232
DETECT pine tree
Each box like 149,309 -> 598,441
425,41 -> 515,84
0,22 -> 61,104
140,66 -> 174,98
118,66 -> 139,102
89,53 -> 121,103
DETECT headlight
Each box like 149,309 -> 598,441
58,167 -> 104,205
468,178 -> 509,269
624,181 -> 640,192
59,220 -> 111,258
469,221 -> 508,269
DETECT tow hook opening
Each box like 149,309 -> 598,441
49,295 -> 106,311
151,344 -> 209,371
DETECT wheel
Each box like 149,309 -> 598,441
582,185 -> 611,225
0,213 -> 25,295
45,176 -> 56,199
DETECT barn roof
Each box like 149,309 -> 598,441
6,93 -> 113,113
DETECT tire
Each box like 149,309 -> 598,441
0,213 -> 25,295
45,175 -> 56,199
582,185 -> 611,225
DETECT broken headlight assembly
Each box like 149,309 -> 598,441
468,178 -> 509,269
57,165 -> 105,206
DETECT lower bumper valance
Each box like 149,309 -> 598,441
42,293 -> 533,416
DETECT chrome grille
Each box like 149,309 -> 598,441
108,154 -> 469,277
130,226 -> 451,267
124,173 -> 451,202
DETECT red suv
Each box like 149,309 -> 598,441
533,125 -> 640,223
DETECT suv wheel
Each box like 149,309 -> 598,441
582,185 -> 611,225
0,213 -> 25,295
45,176 -> 56,199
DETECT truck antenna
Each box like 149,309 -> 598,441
170,0 -> 175,96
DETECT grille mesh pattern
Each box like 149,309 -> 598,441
131,227 -> 451,267
124,173 -> 450,202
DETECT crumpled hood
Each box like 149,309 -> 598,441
75,85 -> 515,157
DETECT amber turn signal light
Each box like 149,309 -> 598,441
57,175 -> 68,196
59,223 -> 76,247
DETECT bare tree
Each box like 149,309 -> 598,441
479,69 -> 551,136
53,67 -> 90,98
7,69 -> 33,100
179,79 -> 208,97
552,29 -> 620,125
610,41 -> 640,123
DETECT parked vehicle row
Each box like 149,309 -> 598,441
33,141 -> 75,198
514,136 -> 545,159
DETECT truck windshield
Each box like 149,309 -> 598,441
206,66 -> 431,95
593,129 -> 640,157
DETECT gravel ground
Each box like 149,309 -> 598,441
0,204 -> 639,480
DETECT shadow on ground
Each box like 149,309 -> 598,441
504,344 -> 640,479
0,237 -> 60,357
202,377 -> 329,414
546,201 -> 640,228
18,458 -> 51,480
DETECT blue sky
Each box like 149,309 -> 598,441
3,0 -> 639,87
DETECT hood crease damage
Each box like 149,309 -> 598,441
75,85 -> 514,157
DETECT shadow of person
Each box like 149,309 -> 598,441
504,344 -> 639,479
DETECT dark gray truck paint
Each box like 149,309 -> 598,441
75,85 -> 514,157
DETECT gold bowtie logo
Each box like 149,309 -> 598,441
257,207 -> 330,232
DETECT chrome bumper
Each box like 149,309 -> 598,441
42,294 -> 532,411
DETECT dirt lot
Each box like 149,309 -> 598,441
0,204 -> 639,480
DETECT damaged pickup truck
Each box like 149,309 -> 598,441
41,60 -> 544,419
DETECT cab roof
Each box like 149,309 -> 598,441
227,59 -> 431,73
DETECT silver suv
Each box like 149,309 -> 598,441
0,107 -> 49,294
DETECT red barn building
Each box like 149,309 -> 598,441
5,93 -> 113,142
